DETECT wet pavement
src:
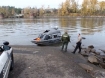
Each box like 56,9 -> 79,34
8,45 -> 93,78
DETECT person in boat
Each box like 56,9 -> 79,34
61,31 -> 70,52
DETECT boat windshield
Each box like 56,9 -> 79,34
39,34 -> 44,39
44,30 -> 50,33
44,35 -> 52,40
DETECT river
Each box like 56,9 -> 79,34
0,17 -> 105,51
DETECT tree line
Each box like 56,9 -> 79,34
0,6 -> 22,18
58,0 -> 105,16
0,0 -> 105,18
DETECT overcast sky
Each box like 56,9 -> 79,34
0,0 -> 104,8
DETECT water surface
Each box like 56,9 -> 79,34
0,17 -> 105,51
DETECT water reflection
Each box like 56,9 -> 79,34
80,18 -> 103,34
0,17 -> 105,50
59,17 -> 77,28
59,17 -> 104,35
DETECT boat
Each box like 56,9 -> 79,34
32,28 -> 62,45
0,42 -> 14,78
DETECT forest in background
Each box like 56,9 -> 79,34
0,0 -> 105,18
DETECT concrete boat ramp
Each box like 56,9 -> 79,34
8,45 -> 101,78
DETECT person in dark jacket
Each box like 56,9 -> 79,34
61,31 -> 70,52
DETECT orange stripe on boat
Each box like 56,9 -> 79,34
36,38 -> 40,41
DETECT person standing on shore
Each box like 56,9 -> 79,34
72,33 -> 82,54
61,31 -> 70,52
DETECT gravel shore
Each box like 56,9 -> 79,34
8,45 -> 92,78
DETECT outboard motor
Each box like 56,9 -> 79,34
3,41 -> 9,45
2,41 -> 11,51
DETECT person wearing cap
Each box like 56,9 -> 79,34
61,31 -> 70,52
72,33 -> 82,54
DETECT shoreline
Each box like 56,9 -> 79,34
9,45 -> 92,78
10,44 -> 105,54
1,15 -> 105,19
8,45 -> 105,78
